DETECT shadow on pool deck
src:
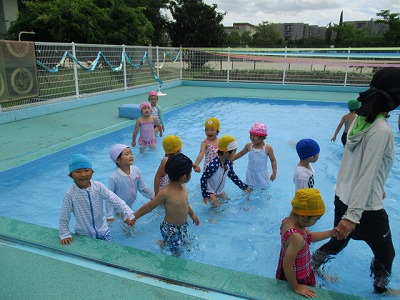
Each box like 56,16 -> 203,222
0,84 -> 366,299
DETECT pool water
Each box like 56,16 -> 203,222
1,97 -> 399,299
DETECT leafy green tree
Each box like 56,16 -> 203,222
103,0 -> 154,45
7,0 -> 154,45
250,22 -> 285,47
224,31 -> 241,46
241,31 -> 253,47
331,22 -> 384,47
168,0 -> 226,47
125,0 -> 171,46
376,10 -> 400,45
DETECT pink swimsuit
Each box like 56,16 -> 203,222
276,224 -> 316,287
203,139 -> 218,170
138,120 -> 156,146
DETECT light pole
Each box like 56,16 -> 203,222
18,31 -> 35,41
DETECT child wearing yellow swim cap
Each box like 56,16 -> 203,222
276,188 -> 339,298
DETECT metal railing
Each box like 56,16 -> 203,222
2,43 -> 400,111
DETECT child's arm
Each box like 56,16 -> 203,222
154,158 -> 167,195
227,162 -> 251,193
266,144 -> 277,181
283,234 -> 317,298
231,143 -> 250,162
106,177 -> 117,222
131,192 -> 166,225
131,119 -> 141,147
135,168 -> 155,199
331,116 -> 345,142
59,194 -> 73,245
188,205 -> 200,226
157,104 -> 165,131
153,117 -> 163,137
193,140 -> 207,173
311,228 -> 338,242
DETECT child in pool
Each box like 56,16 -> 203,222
200,135 -> 251,207
232,122 -> 277,189
131,102 -> 163,151
294,138 -> 320,191
148,90 -> 165,136
131,153 -> 200,256
59,154 -> 135,245
276,188 -> 339,298
106,144 -> 154,222
154,135 -> 182,195
193,117 -> 220,172
330,99 -> 360,146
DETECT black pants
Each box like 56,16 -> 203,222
316,195 -> 395,275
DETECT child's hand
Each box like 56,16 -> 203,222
244,187 -> 252,193
131,140 -> 136,147
270,173 -> 276,181
107,216 -> 115,223
125,218 -> 136,227
331,227 -> 341,239
60,237 -> 73,245
191,214 -> 200,226
294,284 -> 316,298
193,164 -> 201,173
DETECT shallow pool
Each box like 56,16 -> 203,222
1,97 -> 399,299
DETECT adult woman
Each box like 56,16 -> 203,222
313,67 -> 400,294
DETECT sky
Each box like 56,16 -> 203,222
202,0 -> 400,27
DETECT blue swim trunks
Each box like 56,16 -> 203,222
160,221 -> 189,255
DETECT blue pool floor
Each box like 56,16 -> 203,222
0,84 -> 366,299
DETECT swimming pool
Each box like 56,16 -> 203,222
1,97 -> 399,299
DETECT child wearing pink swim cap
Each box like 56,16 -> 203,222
232,122 -> 277,189
131,101 -> 163,153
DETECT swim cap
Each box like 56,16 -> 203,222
218,135 -> 238,152
249,122 -> 267,137
148,90 -> 158,98
140,102 -> 151,111
68,154 -> 92,174
205,117 -> 220,130
165,153 -> 193,181
110,144 -> 130,162
357,68 -> 400,121
291,188 -> 325,216
162,135 -> 182,155
347,99 -> 360,111
296,138 -> 320,160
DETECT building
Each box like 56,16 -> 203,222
224,23 -> 258,36
344,20 -> 388,36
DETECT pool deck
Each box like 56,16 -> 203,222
0,84 -> 366,299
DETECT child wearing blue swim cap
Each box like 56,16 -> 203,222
59,154 -> 136,245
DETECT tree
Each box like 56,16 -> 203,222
376,10 -> 400,45
250,22 -> 285,47
7,0 -> 154,45
125,0 -> 171,46
168,0 -> 226,47
331,22 -> 384,47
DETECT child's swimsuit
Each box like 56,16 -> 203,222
276,226 -> 316,287
138,120 -> 156,146
159,157 -> 170,191
160,220 -> 189,255
203,139 -> 218,170
246,144 -> 270,188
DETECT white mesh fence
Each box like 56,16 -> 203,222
2,43 -> 400,111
